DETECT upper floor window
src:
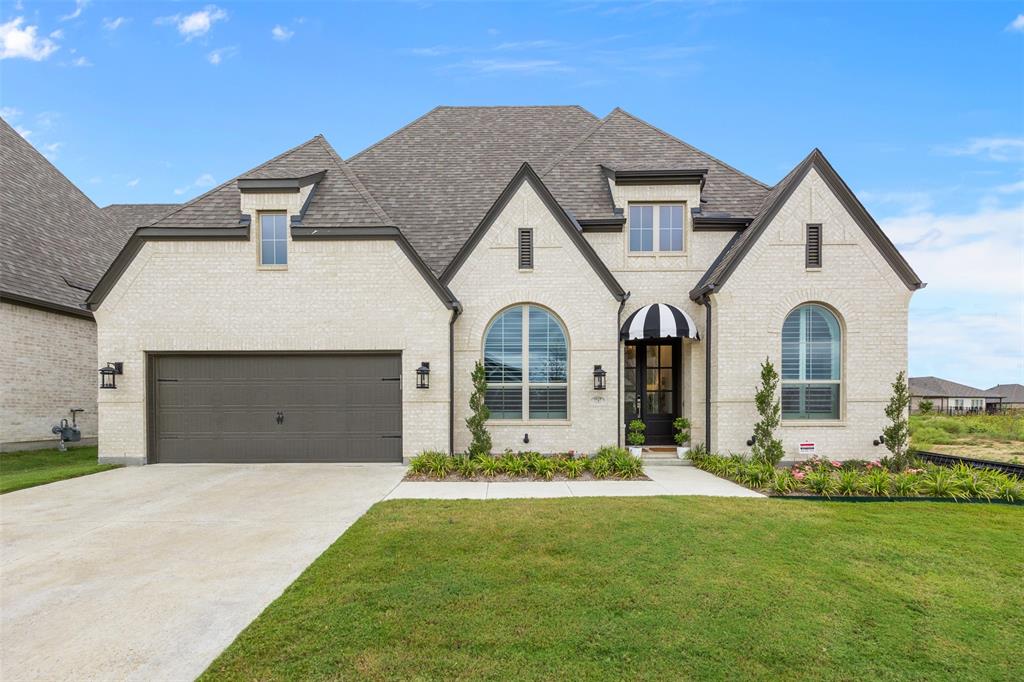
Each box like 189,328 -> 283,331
629,204 -> 684,253
781,304 -> 841,420
260,213 -> 288,266
483,305 -> 568,420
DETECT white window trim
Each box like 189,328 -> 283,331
781,304 -> 843,422
483,304 -> 570,422
257,211 -> 289,270
627,203 -> 687,255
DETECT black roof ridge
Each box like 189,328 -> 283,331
314,135 -> 393,225
610,107 -> 771,190
540,110 -> 613,178
149,135 -> 326,227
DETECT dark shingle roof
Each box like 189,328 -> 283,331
988,384 -> 1024,403
543,108 -> 769,222
101,204 -> 179,234
909,376 -> 1003,399
0,117 -> 124,312
151,135 -> 386,229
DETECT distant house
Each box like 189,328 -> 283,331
908,376 -> 1003,414
988,384 -> 1024,410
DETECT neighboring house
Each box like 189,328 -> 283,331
987,384 -> 1024,410
86,106 -> 924,465
908,376 -> 1003,414
0,117 -> 176,450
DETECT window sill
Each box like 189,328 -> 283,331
518,268 -> 534,274
487,419 -> 572,427
805,267 -> 822,273
781,420 -> 846,428
257,264 -> 288,271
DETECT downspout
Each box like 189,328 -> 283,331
702,290 -> 714,452
616,292 -> 631,447
448,302 -> 462,454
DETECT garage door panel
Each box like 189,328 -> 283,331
151,354 -> 402,463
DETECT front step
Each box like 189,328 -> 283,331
641,452 -> 690,467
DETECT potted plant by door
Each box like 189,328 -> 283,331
673,417 -> 691,460
627,419 -> 646,457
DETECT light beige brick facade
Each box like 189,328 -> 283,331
1,301 -> 98,450
94,189 -> 451,464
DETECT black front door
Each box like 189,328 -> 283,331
624,340 -> 680,445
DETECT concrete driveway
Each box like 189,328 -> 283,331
0,463 -> 406,681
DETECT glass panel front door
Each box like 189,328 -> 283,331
625,340 -> 679,445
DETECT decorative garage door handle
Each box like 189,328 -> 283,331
275,411 -> 284,425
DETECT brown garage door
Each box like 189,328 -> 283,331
149,354 -> 402,463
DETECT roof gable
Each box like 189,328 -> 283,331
0,117 -> 124,314
690,148 -> 924,300
440,162 -> 625,301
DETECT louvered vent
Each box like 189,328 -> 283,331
806,224 -> 822,268
518,228 -> 534,270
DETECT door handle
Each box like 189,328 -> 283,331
275,411 -> 284,425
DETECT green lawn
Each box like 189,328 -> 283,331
0,446 -> 119,494
203,497 -> 1023,681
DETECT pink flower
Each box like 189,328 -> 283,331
831,460 -> 842,468
793,471 -> 805,480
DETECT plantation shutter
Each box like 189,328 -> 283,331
518,228 -> 534,269
806,224 -> 822,268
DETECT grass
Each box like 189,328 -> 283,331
203,497 -> 1023,681
912,412 -> 1024,463
0,446 -> 119,494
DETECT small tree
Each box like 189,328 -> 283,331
750,357 -> 785,466
673,417 -> 691,447
918,399 -> 933,414
627,419 -> 646,447
466,360 -> 492,457
883,371 -> 912,470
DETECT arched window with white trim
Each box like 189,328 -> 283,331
781,304 -> 841,420
483,305 -> 568,420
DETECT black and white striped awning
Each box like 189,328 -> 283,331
621,303 -> 700,341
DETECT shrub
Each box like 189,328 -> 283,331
920,467 -> 965,499
739,462 -> 774,489
561,457 -> 587,479
453,455 -> 479,479
590,456 -> 612,479
839,459 -> 868,471
466,361 -> 492,457
501,454 -> 528,477
836,470 -> 864,496
408,451 -> 435,476
418,451 -> 453,479
864,469 -> 891,497
919,399 -> 933,414
673,417 -> 691,447
611,449 -> 644,479
530,456 -> 558,481
477,455 -> 501,477
883,371 -> 913,471
804,470 -> 837,498
689,442 -> 709,465
750,358 -> 785,466
953,463 -> 994,501
891,472 -> 921,497
770,469 -> 799,495
627,419 -> 646,447
991,474 -> 1022,502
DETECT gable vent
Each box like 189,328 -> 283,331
806,224 -> 822,268
518,228 -> 534,270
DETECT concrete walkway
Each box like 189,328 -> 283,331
386,465 -> 763,500
0,463 -> 406,682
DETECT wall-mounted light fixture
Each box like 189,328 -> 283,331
416,362 -> 430,389
593,364 -> 607,390
746,435 -> 756,447
99,362 -> 123,390
872,434 -> 886,447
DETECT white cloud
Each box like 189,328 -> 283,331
206,46 -> 236,64
495,40 -> 561,51
103,17 -> 127,31
459,59 -> 572,74
0,17 -> 60,61
939,136 -> 1024,162
271,25 -> 294,41
995,180 -> 1024,194
71,55 -> 92,67
14,125 -> 31,138
159,5 -> 227,41
1007,14 -> 1024,32
0,106 -> 21,119
60,0 -> 89,22
126,178 -> 140,188
49,29 -> 64,40
41,141 -> 62,159
175,172 -> 216,195
34,111 -> 59,128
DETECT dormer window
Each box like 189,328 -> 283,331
628,204 -> 684,253
260,212 -> 288,266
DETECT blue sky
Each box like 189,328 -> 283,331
3,1 -> 1023,388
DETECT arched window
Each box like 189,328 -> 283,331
483,305 -> 568,420
781,304 -> 841,420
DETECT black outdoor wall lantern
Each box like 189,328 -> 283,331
593,364 -> 607,390
873,434 -> 886,447
99,362 -> 123,389
416,362 -> 430,389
